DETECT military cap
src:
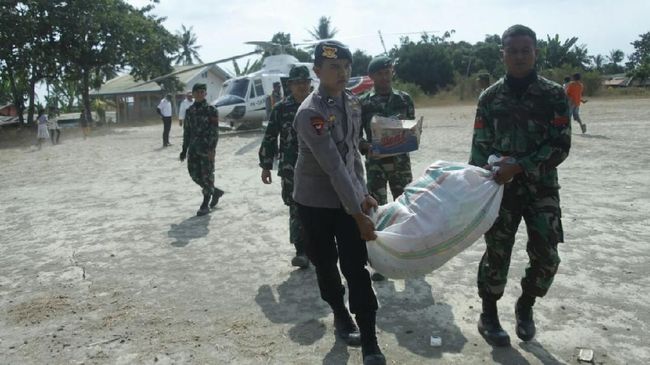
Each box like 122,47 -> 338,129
288,65 -> 311,81
314,40 -> 352,64
192,83 -> 207,92
367,56 -> 393,74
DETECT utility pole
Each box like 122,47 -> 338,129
378,30 -> 388,55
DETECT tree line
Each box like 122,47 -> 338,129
248,20 -> 650,98
2,5 -> 649,125
0,0 -> 181,124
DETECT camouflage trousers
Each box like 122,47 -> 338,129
187,151 -> 215,196
281,172 -> 305,255
478,180 -> 564,300
365,154 -> 413,205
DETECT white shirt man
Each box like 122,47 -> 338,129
178,92 -> 193,127
157,96 -> 172,117
157,94 -> 173,147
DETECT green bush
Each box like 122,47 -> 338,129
539,65 -> 602,96
392,78 -> 425,100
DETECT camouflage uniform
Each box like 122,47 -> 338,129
469,72 -> 571,301
359,90 -> 415,205
259,94 -> 305,254
182,99 -> 220,196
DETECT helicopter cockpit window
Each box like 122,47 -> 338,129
253,79 -> 265,97
224,79 -> 250,99
249,83 -> 256,98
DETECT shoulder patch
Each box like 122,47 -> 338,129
310,116 -> 326,135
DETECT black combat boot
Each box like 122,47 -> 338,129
356,312 -> 386,365
291,254 -> 309,269
370,269 -> 386,282
515,294 -> 536,341
477,299 -> 510,347
291,242 -> 309,269
210,188 -> 224,208
196,194 -> 210,216
333,308 -> 361,347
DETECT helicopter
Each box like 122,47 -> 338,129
213,41 -> 374,130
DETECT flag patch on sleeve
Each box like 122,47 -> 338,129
474,116 -> 485,129
552,114 -> 569,127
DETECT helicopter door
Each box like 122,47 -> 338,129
249,78 -> 267,121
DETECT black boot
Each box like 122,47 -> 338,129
477,299 -> 510,347
515,294 -> 536,341
291,254 -> 309,269
196,194 -> 210,216
333,308 -> 361,346
356,312 -> 386,365
291,241 -> 309,268
210,188 -> 224,208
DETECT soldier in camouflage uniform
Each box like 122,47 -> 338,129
259,66 -> 312,269
359,56 -> 415,282
469,25 -> 571,347
180,83 -> 224,216
359,56 -> 415,205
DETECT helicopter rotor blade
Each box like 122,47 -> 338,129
129,50 -> 263,88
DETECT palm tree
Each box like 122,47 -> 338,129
608,49 -> 625,65
232,59 -> 262,76
174,25 -> 203,65
590,54 -> 605,72
308,16 -> 338,42
539,34 -> 578,69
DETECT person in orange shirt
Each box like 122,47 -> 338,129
565,73 -> 587,133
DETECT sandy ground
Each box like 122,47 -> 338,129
1,98 -> 649,365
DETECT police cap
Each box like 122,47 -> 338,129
314,40 -> 352,65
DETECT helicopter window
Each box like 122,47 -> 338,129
254,79 -> 265,97
224,79 -> 249,99
249,84 -> 256,98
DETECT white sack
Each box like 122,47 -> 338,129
367,161 -> 503,279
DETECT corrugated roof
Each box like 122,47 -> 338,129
91,64 -> 230,96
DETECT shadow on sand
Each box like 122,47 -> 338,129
577,133 -> 610,140
255,269 -> 330,345
168,214 -> 211,247
374,277 -> 467,359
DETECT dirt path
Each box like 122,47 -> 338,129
1,98 -> 648,364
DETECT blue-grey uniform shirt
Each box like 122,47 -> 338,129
293,86 -> 368,215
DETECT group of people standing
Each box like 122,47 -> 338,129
177,24 -> 572,365
35,106 -> 61,149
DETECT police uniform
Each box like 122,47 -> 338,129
181,83 -> 224,216
360,56 -> 415,205
258,66 -> 311,267
470,70 -> 570,343
293,40 -> 385,365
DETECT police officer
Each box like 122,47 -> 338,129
293,40 -> 386,365
359,55 -> 416,282
259,65 -> 312,269
469,24 -> 571,346
180,83 -> 225,216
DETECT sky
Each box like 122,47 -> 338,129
127,0 -> 650,75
